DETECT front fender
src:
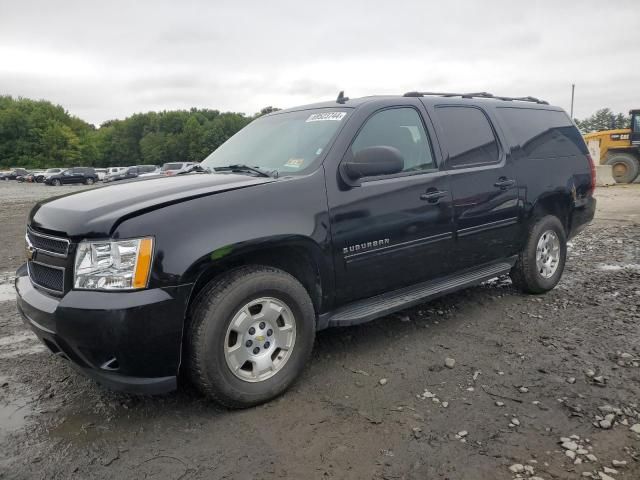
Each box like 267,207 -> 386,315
182,233 -> 334,302
113,170 -> 333,301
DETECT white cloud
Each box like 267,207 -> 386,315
0,0 -> 637,124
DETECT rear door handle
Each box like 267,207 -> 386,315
494,178 -> 516,189
420,190 -> 448,203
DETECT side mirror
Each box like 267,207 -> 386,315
342,146 -> 404,182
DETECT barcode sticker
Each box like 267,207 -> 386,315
306,112 -> 346,122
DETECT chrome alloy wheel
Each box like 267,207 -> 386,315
536,230 -> 561,278
224,297 -> 296,382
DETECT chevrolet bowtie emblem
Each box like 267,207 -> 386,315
255,335 -> 265,342
26,236 -> 37,261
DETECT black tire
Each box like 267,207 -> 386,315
35,176 -> 44,183
186,266 -> 315,408
52,179 -> 61,186
510,215 -> 567,294
605,152 -> 640,184
84,177 -> 94,185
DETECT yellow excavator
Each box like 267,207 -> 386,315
583,109 -> 640,183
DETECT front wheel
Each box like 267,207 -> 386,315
186,266 -> 316,408
51,179 -> 61,186
510,215 -> 567,294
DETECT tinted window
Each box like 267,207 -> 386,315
434,106 -> 499,168
496,107 -> 587,158
351,108 -> 435,173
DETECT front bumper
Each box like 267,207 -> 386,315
15,264 -> 192,395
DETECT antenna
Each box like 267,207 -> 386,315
336,91 -> 349,104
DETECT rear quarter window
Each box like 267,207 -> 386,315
496,107 -> 587,158
433,106 -> 500,168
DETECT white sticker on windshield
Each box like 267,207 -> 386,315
306,112 -> 346,122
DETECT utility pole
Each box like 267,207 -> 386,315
570,84 -> 575,119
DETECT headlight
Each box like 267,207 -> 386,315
74,237 -> 154,290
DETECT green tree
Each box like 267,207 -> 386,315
0,95 -> 254,170
575,108 -> 631,133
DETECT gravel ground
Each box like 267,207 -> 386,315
1,181 -> 639,480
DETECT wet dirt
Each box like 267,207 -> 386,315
0,181 -> 639,479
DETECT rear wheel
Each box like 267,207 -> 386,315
510,215 -> 567,294
605,152 -> 640,183
84,177 -> 95,185
51,179 -> 61,186
186,266 -> 315,408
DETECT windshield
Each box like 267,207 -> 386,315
45,169 -> 59,173
201,109 -> 349,175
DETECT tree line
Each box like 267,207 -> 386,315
573,108 -> 630,134
0,94 -> 631,169
0,96 -> 281,170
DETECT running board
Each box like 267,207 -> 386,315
318,259 -> 515,329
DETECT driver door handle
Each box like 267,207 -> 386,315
494,178 -> 516,189
420,189 -> 448,203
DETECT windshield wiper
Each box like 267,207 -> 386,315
213,164 -> 276,178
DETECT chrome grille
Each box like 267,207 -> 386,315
28,261 -> 65,293
26,228 -> 70,257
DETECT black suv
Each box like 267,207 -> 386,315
44,167 -> 98,186
15,92 -> 595,407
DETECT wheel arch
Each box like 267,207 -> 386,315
528,191 -> 572,235
605,147 -> 639,158
184,236 -> 332,319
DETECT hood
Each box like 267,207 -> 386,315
30,173 -> 275,238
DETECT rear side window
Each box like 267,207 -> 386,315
434,106 -> 499,168
496,107 -> 588,158
351,107 -> 435,174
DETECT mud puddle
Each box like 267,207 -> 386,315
0,283 -> 15,303
0,331 -> 45,359
0,375 -> 34,444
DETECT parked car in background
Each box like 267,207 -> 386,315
137,165 -> 162,178
95,168 -> 108,181
104,167 -> 128,182
0,168 -> 29,180
44,167 -> 98,186
162,162 -> 197,176
35,168 -> 65,183
17,171 -> 44,183
105,165 -> 157,182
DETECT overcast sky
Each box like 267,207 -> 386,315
1,0 -> 637,125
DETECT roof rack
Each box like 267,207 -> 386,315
403,91 -> 548,105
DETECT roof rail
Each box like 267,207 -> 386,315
403,91 -> 548,105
